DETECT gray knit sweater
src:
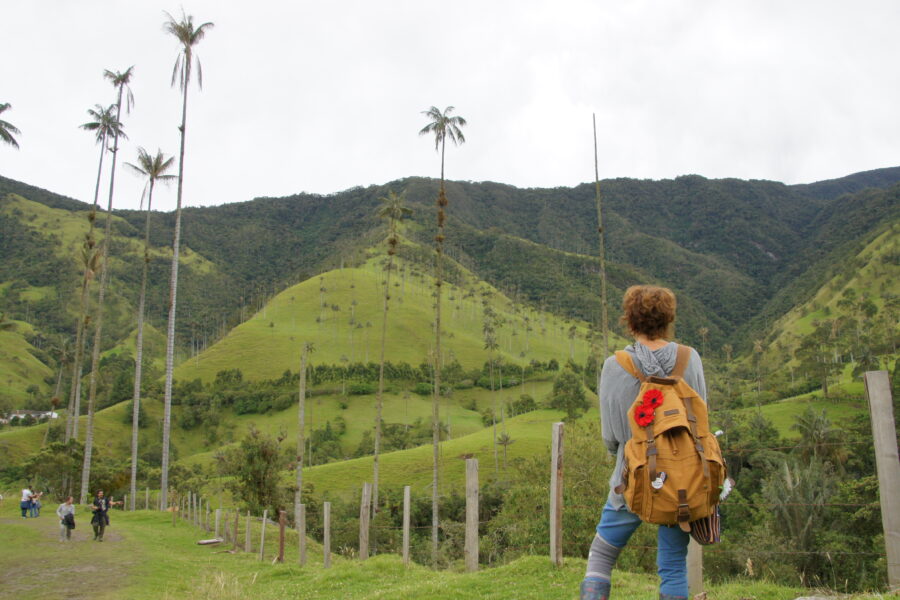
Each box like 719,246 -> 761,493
601,342 -> 707,510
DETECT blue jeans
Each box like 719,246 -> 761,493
595,501 -> 689,597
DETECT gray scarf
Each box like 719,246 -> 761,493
627,341 -> 677,377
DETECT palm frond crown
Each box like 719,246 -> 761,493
103,66 -> 136,113
163,10 -> 215,90
0,103 -> 22,149
419,106 -> 467,151
80,104 -> 126,144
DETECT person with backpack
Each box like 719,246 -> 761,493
580,285 -> 720,600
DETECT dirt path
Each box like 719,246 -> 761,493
0,512 -> 139,600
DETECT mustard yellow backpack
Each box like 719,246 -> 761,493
613,344 -> 726,533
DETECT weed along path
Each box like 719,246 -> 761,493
0,507 -> 138,599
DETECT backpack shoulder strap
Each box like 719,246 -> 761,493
671,344 -> 693,379
615,351 -> 647,382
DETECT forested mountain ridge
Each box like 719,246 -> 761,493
0,166 -> 897,402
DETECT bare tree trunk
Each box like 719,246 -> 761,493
130,179 -> 155,511
431,143 -> 447,567
373,240 -> 396,516
161,72 -> 190,510
592,114 -> 609,422
68,138 -> 108,443
295,345 -> 309,511
80,87 -> 126,503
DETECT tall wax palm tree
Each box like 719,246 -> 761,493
80,67 -> 134,504
372,191 -> 412,514
418,105 -> 466,565
124,147 -> 176,510
67,104 -> 121,443
160,10 -> 214,510
0,103 -> 21,148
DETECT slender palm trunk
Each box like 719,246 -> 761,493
295,346 -> 309,512
80,88 -> 125,504
592,114 -> 609,422
161,76 -> 190,510
130,180 -> 154,511
490,356 -> 498,476
431,140 -> 447,566
67,138 -> 107,443
373,234 -> 397,516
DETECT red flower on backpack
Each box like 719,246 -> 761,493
635,405 -> 655,427
642,389 -> 664,409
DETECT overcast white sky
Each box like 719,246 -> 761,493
2,1 -> 899,211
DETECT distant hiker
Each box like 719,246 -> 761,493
580,285 -> 709,600
30,491 -> 43,517
20,485 -> 33,518
90,490 -> 121,541
57,496 -> 75,541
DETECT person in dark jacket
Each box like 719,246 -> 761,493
90,490 -> 121,541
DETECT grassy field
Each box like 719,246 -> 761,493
0,321 -> 54,403
173,261 -> 611,383
5,497 -> 882,600
768,226 -> 898,361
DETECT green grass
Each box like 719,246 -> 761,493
768,226 -> 899,360
174,262 -> 603,383
740,393 -> 868,437
3,497 -> 873,600
0,322 -> 54,402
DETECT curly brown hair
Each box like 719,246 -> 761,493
620,285 -> 676,340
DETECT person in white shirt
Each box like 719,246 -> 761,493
20,486 -> 33,518
57,497 -> 75,541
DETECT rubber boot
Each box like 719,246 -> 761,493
580,577 -> 610,600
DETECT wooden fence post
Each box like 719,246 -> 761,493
298,503 -> 307,566
195,495 -> 200,528
172,499 -> 177,527
402,486 -> 411,567
245,511 -> 252,552
205,500 -> 210,531
278,510 -> 286,563
259,509 -> 268,561
233,510 -> 240,551
688,538 -> 703,597
145,487 -> 149,510
323,502 -> 332,569
359,482 -> 372,560
124,494 -> 128,511
465,458 -> 479,572
549,422 -> 564,566
865,370 -> 900,591
214,508 -> 221,538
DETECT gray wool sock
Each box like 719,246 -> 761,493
585,534 -> 622,581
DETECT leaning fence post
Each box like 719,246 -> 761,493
402,486 -> 411,567
259,509 -> 268,561
297,503 -> 307,566
278,510 -> 286,563
549,422 -> 564,566
465,458 -> 479,572
323,502 -> 332,569
359,482 -> 372,560
688,538 -> 703,596
245,511 -> 252,552
865,370 -> 900,590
